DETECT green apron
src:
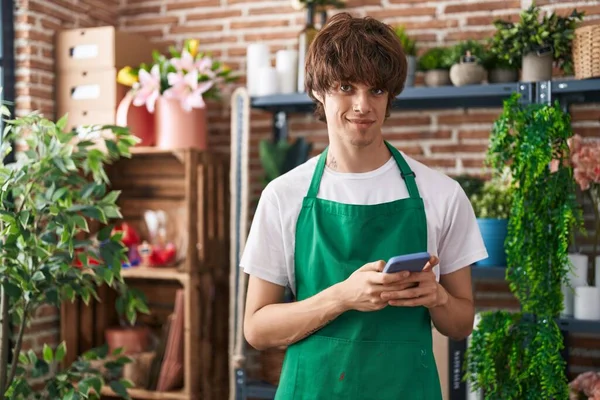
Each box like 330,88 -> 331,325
275,142 -> 442,400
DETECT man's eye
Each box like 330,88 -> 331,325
372,88 -> 385,95
340,84 -> 352,92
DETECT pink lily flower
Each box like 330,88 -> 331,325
163,69 -> 214,111
132,64 -> 161,113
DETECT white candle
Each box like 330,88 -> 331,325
256,66 -> 278,96
246,43 -> 270,96
575,286 -> 600,320
276,50 -> 298,94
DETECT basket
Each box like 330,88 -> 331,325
573,23 -> 600,79
259,346 -> 288,386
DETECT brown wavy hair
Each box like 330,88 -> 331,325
305,12 -> 407,122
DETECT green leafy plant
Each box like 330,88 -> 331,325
394,26 -> 417,56
489,4 -> 584,74
470,171 -> 513,219
417,47 -> 453,71
480,51 -> 518,71
465,94 -> 583,399
447,40 -> 487,65
259,138 -> 313,185
0,106 -> 149,399
454,175 -> 485,200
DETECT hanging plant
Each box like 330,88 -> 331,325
465,94 -> 584,399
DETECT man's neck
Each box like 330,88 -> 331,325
326,138 -> 391,173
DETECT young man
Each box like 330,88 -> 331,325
241,13 -> 488,400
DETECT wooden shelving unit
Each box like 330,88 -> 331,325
61,148 -> 230,400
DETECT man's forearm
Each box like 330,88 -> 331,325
429,289 -> 474,341
244,283 -> 346,350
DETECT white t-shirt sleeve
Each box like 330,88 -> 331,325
239,186 -> 289,287
438,182 -> 489,274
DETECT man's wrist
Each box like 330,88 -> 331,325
327,282 -> 350,314
434,283 -> 450,308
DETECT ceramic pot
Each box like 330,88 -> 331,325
488,68 -> 519,83
449,61 -> 486,86
115,91 -> 156,146
155,97 -> 208,150
424,69 -> 451,87
522,51 -> 553,82
475,218 -> 508,267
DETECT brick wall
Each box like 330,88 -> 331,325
12,0 -> 600,387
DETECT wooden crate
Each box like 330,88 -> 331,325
60,147 -> 230,400
106,147 -> 230,273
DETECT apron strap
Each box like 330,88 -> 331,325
306,142 -> 421,199
384,141 -> 420,199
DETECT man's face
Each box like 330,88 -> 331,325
317,82 -> 388,148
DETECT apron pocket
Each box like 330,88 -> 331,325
293,335 -> 426,400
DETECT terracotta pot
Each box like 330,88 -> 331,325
155,97 -> 208,150
424,69 -> 451,87
105,326 -> 151,355
115,92 -> 156,146
522,51 -> 553,82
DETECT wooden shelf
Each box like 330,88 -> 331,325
101,385 -> 189,399
121,266 -> 189,283
129,147 -> 187,155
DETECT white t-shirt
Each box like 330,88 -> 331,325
240,151 -> 488,295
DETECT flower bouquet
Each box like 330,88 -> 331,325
116,39 -> 237,150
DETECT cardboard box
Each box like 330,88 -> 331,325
56,69 -> 128,114
55,26 -> 153,72
60,109 -> 117,133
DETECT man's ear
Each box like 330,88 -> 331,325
312,90 -> 323,104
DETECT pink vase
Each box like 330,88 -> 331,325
115,91 -> 156,146
155,97 -> 208,150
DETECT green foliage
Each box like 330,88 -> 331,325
447,40 -> 487,65
417,47 -> 453,71
489,4 -> 584,74
394,26 -> 417,56
0,107 -> 149,399
465,94 -> 583,399
470,172 -> 514,219
259,138 -> 313,184
466,311 -> 568,400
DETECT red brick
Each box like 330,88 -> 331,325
170,24 -> 223,34
231,20 -> 290,29
187,9 -> 243,20
445,1 -> 520,14
445,29 -> 495,41
386,115 -> 432,126
120,5 -> 162,16
165,0 -> 221,11
28,0 -> 73,22
385,130 -> 452,141
389,0 -> 431,3
570,108 -> 600,122
414,157 -> 456,168
438,112 -> 499,125
345,0 -> 382,6
573,127 -> 600,138
126,28 -> 164,38
555,5 -> 600,17
40,17 -> 63,31
466,13 -> 520,26
198,36 -> 237,45
35,305 -> 59,318
462,159 -> 486,168
36,332 -> 60,348
458,130 -> 491,140
127,16 -> 179,26
249,6 -> 296,15
367,7 -> 437,18
430,144 -> 489,153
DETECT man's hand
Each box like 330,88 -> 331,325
337,260 -> 414,312
380,255 -> 449,309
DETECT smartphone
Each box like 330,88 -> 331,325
382,251 -> 431,274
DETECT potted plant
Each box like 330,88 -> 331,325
259,138 -> 313,185
469,170 -> 513,267
447,40 -> 487,86
117,39 -> 238,150
417,47 -> 453,87
481,51 -> 519,83
394,26 -> 417,87
0,106 -> 149,399
466,94 -> 583,399
489,4 -> 584,82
